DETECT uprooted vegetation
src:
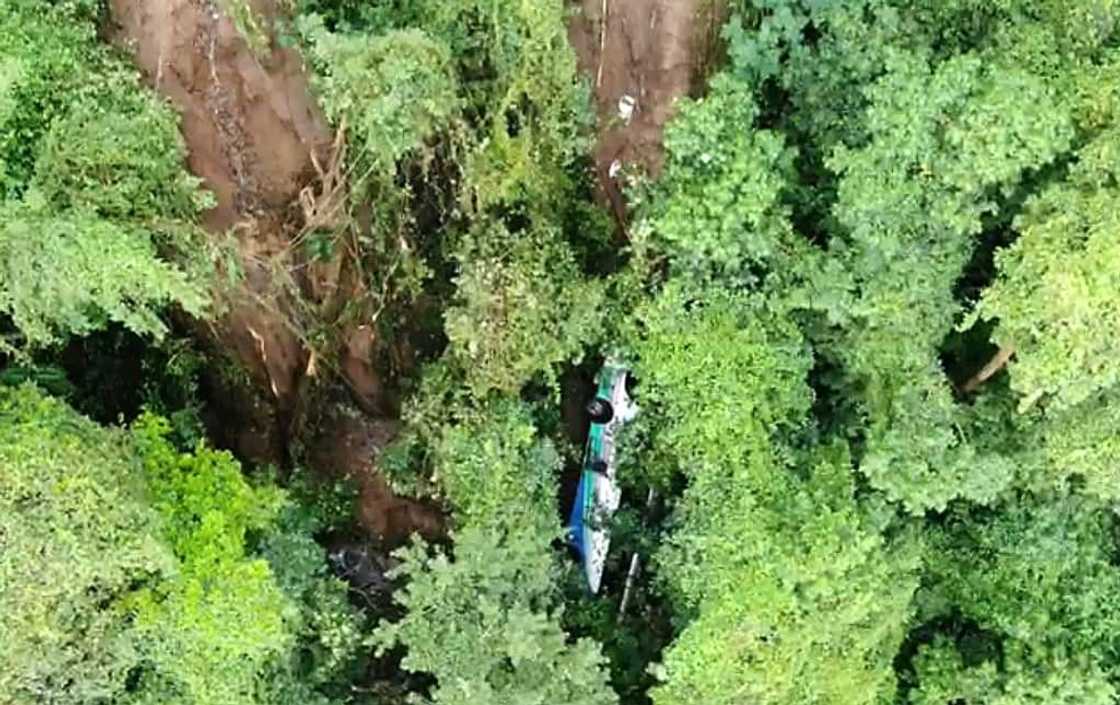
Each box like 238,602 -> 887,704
5,1 -> 1120,704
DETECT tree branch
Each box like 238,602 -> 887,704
961,344 -> 1016,394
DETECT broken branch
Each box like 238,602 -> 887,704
961,344 -> 1016,394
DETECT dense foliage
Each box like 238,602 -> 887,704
374,395 -> 616,704
6,1 -> 1120,705
0,387 -> 173,703
294,0 -> 605,393
376,527 -> 614,705
0,386 -> 362,705
909,491 -> 1120,705
621,1 -> 1120,703
626,286 -> 920,705
0,0 -> 210,351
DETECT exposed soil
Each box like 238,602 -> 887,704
107,0 -> 442,540
307,409 -> 445,547
107,0 -> 323,434
568,0 -> 726,228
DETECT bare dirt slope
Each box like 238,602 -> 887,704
108,0 -> 442,544
108,0 -> 325,435
568,0 -> 724,226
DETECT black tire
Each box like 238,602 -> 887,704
586,397 -> 614,424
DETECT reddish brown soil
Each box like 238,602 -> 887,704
108,0 -> 441,540
108,0 -> 323,428
306,411 -> 445,547
568,0 -> 725,227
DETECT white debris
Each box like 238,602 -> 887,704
619,397 -> 639,423
608,159 -> 622,179
618,94 -> 637,123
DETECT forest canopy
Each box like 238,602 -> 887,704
2,0 -> 1120,704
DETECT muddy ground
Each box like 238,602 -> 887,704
568,0 -> 724,229
107,0 -> 442,545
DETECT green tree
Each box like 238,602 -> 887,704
1032,387 -> 1120,501
0,0 -> 211,351
445,220 -> 604,395
0,201 -> 208,348
376,397 -> 617,705
296,0 -> 604,399
0,386 -> 362,705
376,527 -> 615,705
428,396 -> 562,533
0,386 -> 174,704
637,76 -> 799,285
629,286 -> 920,705
818,47 -> 1074,512
619,7 -> 1120,702
909,492 -> 1120,704
127,415 -> 294,705
971,140 -> 1120,412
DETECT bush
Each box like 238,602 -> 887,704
0,0 -> 211,352
376,527 -> 616,705
0,386 -> 174,704
0,387 -> 364,705
445,220 -> 604,396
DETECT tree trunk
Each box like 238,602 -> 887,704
961,345 -> 1016,394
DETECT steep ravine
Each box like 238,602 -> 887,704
106,0 -> 722,545
568,0 -> 724,227
108,0 -> 442,545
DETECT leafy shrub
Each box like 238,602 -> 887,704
972,174 -> 1120,412
295,0 -> 599,391
129,415 -> 362,705
827,50 -> 1074,394
445,219 -> 604,395
31,77 -> 211,222
292,0 -> 425,34
909,492 -> 1120,704
630,286 -> 920,705
376,527 -> 616,705
302,25 -> 459,173
641,76 -> 798,283
0,387 -> 363,705
0,201 -> 208,349
374,381 -> 615,705
652,449 -> 920,705
0,0 -> 98,199
0,1 -> 212,353
412,0 -> 591,210
821,49 -> 1074,511
1035,388 -> 1120,501
631,283 -> 813,466
908,636 -> 1115,705
429,396 -> 561,533
0,386 -> 174,705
